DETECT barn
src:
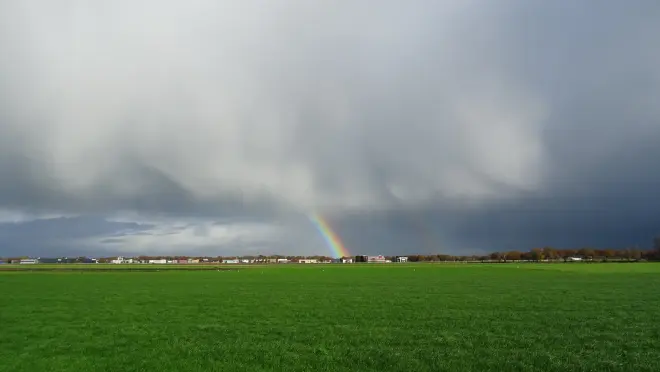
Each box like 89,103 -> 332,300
356,255 -> 387,263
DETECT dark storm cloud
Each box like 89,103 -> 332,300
0,0 -> 659,256
0,216 -> 153,257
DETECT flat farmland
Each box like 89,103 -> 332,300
1,264 -> 659,372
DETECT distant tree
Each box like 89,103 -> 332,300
490,252 -> 502,262
561,249 -> 577,262
602,249 -> 616,261
542,247 -> 556,260
642,249 -> 655,260
614,249 -> 627,260
530,248 -> 543,261
578,248 -> 595,259
653,237 -> 660,260
506,251 -> 522,261
630,248 -> 642,261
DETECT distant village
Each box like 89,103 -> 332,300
0,255 -> 410,265
3,242 -> 660,265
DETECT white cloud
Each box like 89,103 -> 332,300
0,0 -> 549,215
78,220 -> 284,256
0,209 -> 77,224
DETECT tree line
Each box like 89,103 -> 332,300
401,248 -> 654,262
400,238 -> 660,262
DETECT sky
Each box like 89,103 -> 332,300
1,1 -> 659,257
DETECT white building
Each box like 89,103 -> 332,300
341,258 -> 354,263
397,256 -> 408,263
188,259 -> 199,264
277,258 -> 289,263
567,257 -> 583,261
20,259 -> 38,264
299,259 -> 318,264
224,259 -> 239,264
149,259 -> 167,264
365,255 -> 387,263
112,257 -> 134,264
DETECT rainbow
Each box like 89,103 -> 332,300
308,213 -> 351,258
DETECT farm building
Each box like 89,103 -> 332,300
396,256 -> 408,263
356,255 -> 386,263
187,259 -> 199,264
39,258 -> 61,264
111,257 -> 134,264
299,259 -> 318,264
149,259 -> 167,264
20,259 -> 38,264
224,259 -> 239,264
277,258 -> 290,263
341,258 -> 353,263
567,257 -> 583,261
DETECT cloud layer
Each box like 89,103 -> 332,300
1,1 -> 659,256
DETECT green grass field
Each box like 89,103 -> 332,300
1,263 -> 659,372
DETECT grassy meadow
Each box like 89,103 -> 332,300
1,263 -> 659,372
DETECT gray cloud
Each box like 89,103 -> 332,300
1,1 -> 659,256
